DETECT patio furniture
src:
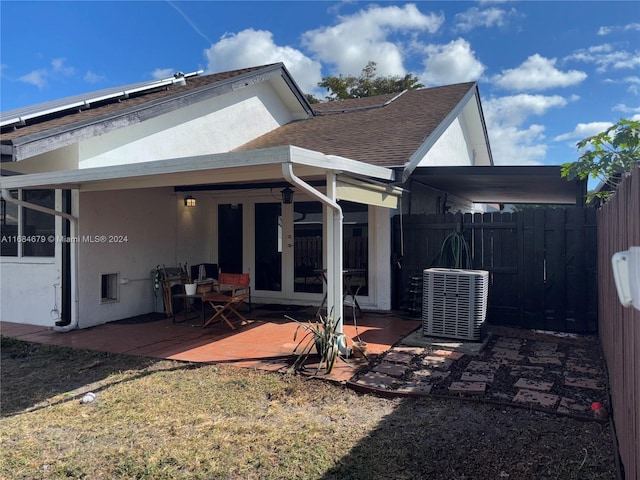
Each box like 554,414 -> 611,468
172,292 -> 207,326
201,270 -> 251,329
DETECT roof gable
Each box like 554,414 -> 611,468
1,63 -> 313,162
236,82 -> 486,168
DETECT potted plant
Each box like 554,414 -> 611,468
287,312 -> 348,375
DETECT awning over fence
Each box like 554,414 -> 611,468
410,165 -> 586,205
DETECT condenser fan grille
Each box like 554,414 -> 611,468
423,268 -> 489,341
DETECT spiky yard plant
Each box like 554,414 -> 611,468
287,313 -> 348,375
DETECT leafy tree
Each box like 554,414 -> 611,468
561,118 -> 640,203
316,61 -> 424,102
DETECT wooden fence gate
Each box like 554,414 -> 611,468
392,208 -> 598,333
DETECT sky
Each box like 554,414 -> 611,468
1,1 -> 639,167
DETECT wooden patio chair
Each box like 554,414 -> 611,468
201,269 -> 251,329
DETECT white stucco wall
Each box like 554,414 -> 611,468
418,117 -> 474,167
77,188 -> 183,327
0,260 -> 61,325
78,83 -> 293,168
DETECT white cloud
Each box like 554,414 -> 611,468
301,4 -> 444,77
51,58 -> 74,76
151,68 -> 174,80
483,94 -> 570,164
83,71 -> 105,83
486,124 -> 547,165
419,38 -> 486,86
553,122 -> 613,142
493,54 -> 587,91
484,93 -> 569,127
19,69 -> 48,89
598,22 -> 640,36
205,29 -> 322,95
566,45 -> 640,73
613,104 -> 640,115
454,6 -> 519,32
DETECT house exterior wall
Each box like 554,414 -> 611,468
418,117 -> 474,167
77,188 -> 180,327
0,260 -> 61,325
5,144 -> 79,174
78,83 -> 294,168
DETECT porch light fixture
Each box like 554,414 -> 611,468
281,186 -> 294,204
184,195 -> 196,207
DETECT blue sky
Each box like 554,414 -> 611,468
1,1 -> 639,167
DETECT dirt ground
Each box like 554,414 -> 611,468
0,337 -> 619,479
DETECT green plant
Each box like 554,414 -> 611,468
287,312 -> 348,375
561,118 -> 640,203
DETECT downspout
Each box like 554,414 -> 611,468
1,188 -> 79,332
281,162 -> 345,333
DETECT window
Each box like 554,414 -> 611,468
1,189 -> 55,257
101,273 -> 119,303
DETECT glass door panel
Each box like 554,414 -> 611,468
218,204 -> 243,273
255,203 -> 282,291
293,201 -> 323,293
341,201 -> 368,296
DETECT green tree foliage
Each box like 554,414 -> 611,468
315,61 -> 424,102
561,118 -> 640,203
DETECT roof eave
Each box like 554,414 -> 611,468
6,63 -> 314,162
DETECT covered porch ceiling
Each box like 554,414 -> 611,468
409,165 -> 586,205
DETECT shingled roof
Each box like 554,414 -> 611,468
236,82 -> 477,168
0,64 -> 284,142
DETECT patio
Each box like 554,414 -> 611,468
0,306 -> 421,383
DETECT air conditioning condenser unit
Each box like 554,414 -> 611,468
423,268 -> 489,341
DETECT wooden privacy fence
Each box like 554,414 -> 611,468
392,208 -> 598,333
597,166 -> 640,480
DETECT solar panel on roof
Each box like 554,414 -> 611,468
0,70 -> 202,128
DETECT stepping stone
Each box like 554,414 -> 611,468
566,363 -> 603,375
372,362 -> 408,377
514,378 -> 553,391
383,351 -> 415,364
432,349 -> 465,360
461,371 -> 494,382
528,356 -> 562,366
412,369 -> 449,381
397,382 -> 433,395
493,346 -> 521,355
467,360 -> 499,373
557,397 -> 590,414
564,376 -> 603,390
513,389 -> 559,408
356,372 -> 398,389
493,351 -> 525,361
494,338 -> 521,348
533,351 -> 565,359
532,342 -> 558,352
392,346 -> 425,355
421,356 -> 453,369
509,365 -> 545,377
448,381 -> 486,395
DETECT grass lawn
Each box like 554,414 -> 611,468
1,336 -> 617,479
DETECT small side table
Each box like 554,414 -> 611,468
172,293 -> 206,326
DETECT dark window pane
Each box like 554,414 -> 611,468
341,201 -> 368,296
254,203 -> 282,291
1,191 -> 19,256
294,201 -> 323,293
23,190 -> 55,257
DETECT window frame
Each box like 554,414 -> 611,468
0,189 -> 59,260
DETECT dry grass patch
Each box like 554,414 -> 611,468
1,336 -> 617,479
